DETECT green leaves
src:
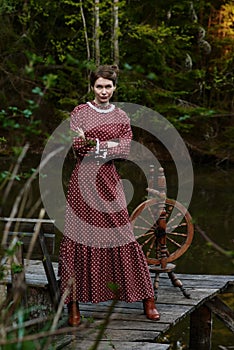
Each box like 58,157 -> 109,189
42,74 -> 58,89
32,87 -> 44,97
0,0 -> 233,159
22,109 -> 32,118
11,262 -> 24,274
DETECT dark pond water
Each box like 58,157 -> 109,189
0,155 -> 233,349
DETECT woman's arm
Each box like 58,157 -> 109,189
70,105 -> 96,156
98,122 -> 132,159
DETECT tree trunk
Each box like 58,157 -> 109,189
94,0 -> 100,66
112,0 -> 119,65
80,0 -> 90,62
80,0 -> 91,91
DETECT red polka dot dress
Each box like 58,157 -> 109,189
58,101 -> 154,304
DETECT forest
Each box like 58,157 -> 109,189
0,2 -> 233,349
0,0 -> 233,163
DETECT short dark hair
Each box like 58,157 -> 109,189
90,64 -> 119,87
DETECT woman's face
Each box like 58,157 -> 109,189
93,77 -> 116,105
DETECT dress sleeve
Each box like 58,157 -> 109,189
70,105 -> 95,156
102,119 -> 132,160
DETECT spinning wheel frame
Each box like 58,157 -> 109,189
130,197 -> 194,265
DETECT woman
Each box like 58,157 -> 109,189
58,64 -> 160,326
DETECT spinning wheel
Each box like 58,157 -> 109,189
130,166 -> 194,299
130,198 -> 194,265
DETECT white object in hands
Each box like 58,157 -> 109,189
95,138 -> 100,154
107,141 -> 119,148
76,127 -> 86,140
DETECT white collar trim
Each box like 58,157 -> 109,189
87,101 -> 115,113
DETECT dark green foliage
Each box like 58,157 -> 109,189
0,0 -> 233,161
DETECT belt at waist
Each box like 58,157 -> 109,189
77,156 -> 114,165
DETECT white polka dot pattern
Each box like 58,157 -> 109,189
58,102 -> 154,304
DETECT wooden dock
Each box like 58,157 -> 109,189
1,261 -> 233,349
60,272 -> 233,350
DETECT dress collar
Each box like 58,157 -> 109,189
87,101 -> 115,113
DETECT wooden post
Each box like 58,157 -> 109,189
189,304 -> 212,350
11,237 -> 27,308
157,167 -> 167,269
38,227 -> 60,309
206,296 -> 234,333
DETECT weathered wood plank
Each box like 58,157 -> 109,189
52,335 -> 75,350
6,232 -> 55,256
0,258 -> 59,316
1,260 -> 59,287
78,293 -> 222,338
79,317 -> 171,333
79,328 -> 161,342
38,227 -> 60,308
1,215 -> 59,309
79,302 -> 191,327
1,258 -> 232,350
65,340 -> 170,350
64,274 -> 232,349
157,273 -> 233,282
155,273 -> 233,288
156,288 -> 226,306
205,296 -> 234,333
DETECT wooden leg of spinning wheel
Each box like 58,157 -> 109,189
168,271 -> 191,298
153,272 -> 160,301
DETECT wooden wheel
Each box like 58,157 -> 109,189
130,198 -> 194,265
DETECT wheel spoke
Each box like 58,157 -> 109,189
141,236 -> 155,253
134,225 -> 153,231
147,205 -> 158,222
167,231 -> 188,237
141,235 -> 155,246
167,212 -> 183,226
169,222 -> 187,229
167,236 -> 182,248
135,214 -> 155,227
136,230 -> 154,239
146,237 -> 156,258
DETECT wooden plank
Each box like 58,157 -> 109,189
1,267 -> 232,349
1,275 -> 48,288
38,227 -> 60,308
6,222 -> 54,234
80,328 -> 161,342
158,273 -> 233,281
0,217 -> 55,224
1,260 -> 59,288
156,273 -> 233,288
205,296 -> 234,332
80,316 -> 170,333
1,217 -> 58,308
79,302 -> 191,328
0,217 -> 55,257
6,232 -> 55,256
156,288 -> 222,306
52,335 -> 75,350
10,241 -> 27,306
9,272 -> 234,349
65,340 -> 170,350
223,281 -> 234,293
78,299 -> 213,339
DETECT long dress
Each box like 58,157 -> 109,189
58,101 -> 154,304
